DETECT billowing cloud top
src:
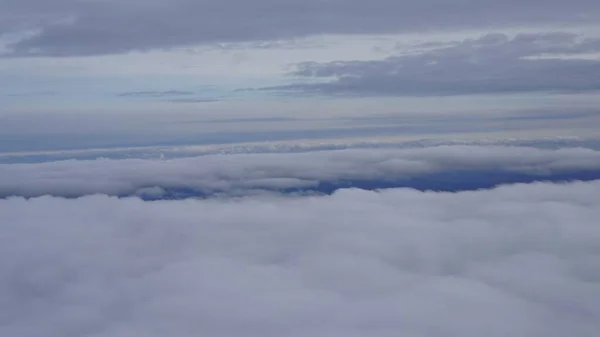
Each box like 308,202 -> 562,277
2,145 -> 600,199
2,143 -> 600,336
2,179 -> 600,336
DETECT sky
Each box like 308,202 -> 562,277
2,0 -> 600,153
3,2 -> 600,336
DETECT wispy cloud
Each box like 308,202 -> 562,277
167,98 -> 221,103
4,91 -> 57,97
116,90 -> 196,98
263,32 -> 600,97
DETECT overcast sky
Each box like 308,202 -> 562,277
3,4 -> 600,334
1,0 -> 600,151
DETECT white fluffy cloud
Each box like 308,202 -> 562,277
1,180 -> 600,336
1,145 -> 600,198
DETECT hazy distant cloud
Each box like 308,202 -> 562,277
4,91 -> 57,97
266,32 -> 600,97
1,0 -> 599,56
116,91 -> 222,103
182,117 -> 297,124
167,98 -> 221,103
116,90 -> 195,98
1,180 -> 600,336
212,39 -> 326,51
4,136 -> 598,165
2,145 -> 600,199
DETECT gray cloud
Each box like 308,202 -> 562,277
167,98 -> 221,103
4,91 -> 57,97
1,179 -> 600,336
2,145 -> 600,198
116,90 -> 196,98
1,0 -> 599,56
266,32 -> 600,96
116,90 -> 222,103
3,136 -> 598,165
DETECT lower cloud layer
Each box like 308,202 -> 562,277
2,145 -> 600,199
2,180 -> 600,337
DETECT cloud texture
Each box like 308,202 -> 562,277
271,33 -> 600,96
2,145 -> 600,198
1,180 -> 600,337
2,0 -> 599,56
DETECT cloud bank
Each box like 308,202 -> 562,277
1,180 -> 600,336
2,145 -> 600,198
2,0 -> 599,56
2,136 -> 598,164
269,33 -> 600,96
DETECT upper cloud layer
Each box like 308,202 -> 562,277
1,180 -> 600,336
2,0 -> 599,56
268,32 -> 600,96
2,145 -> 600,198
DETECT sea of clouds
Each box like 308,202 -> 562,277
2,144 -> 600,337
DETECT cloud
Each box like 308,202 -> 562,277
2,0 -> 599,56
111,90 -> 222,104
1,179 -> 600,336
3,135 -> 597,165
115,91 -> 221,103
179,117 -> 297,124
4,91 -> 57,97
167,98 -> 221,103
116,90 -> 196,98
2,145 -> 600,199
266,32 -> 600,96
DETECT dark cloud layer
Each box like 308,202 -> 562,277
268,32 -> 600,96
1,0 -> 599,56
